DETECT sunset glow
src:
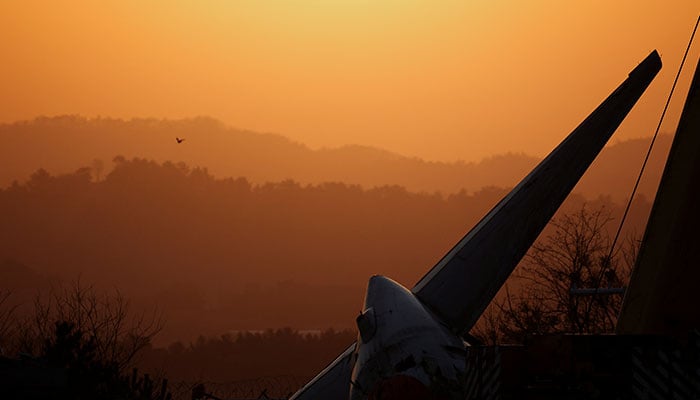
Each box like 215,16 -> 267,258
3,4 -> 700,385
1,1 -> 698,161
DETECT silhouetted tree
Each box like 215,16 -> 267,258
16,280 -> 163,373
474,205 -> 638,344
0,280 -> 168,399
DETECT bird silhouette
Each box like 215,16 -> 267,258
176,137 -> 185,144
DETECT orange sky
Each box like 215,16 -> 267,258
1,1 -> 698,161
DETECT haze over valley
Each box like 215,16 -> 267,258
0,116 -> 661,345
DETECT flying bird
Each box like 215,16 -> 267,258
176,137 -> 185,144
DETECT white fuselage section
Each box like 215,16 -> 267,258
349,275 -> 467,399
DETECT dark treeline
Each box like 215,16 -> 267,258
0,157 -> 653,344
138,328 -> 355,382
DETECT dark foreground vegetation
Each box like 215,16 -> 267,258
474,206 -> 638,344
0,281 -> 352,399
0,282 -> 166,399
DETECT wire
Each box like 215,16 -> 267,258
588,15 -> 700,309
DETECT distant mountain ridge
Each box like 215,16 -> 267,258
0,115 -> 672,200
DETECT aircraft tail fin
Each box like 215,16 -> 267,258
413,51 -> 662,334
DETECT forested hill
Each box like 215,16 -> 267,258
0,116 -> 671,201
0,158 -> 653,344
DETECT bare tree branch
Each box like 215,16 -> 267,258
473,205 -> 638,344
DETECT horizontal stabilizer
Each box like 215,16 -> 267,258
289,344 -> 355,400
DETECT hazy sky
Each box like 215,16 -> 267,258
1,1 -> 698,161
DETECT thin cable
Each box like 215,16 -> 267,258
584,15 -> 699,323
608,15 -> 699,261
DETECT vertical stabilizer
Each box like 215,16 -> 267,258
413,51 -> 662,334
